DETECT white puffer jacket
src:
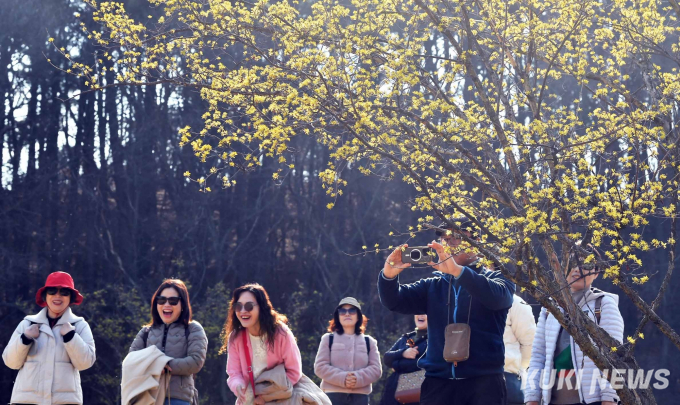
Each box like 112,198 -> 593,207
504,295 -> 536,375
2,307 -> 96,405
523,289 -> 624,404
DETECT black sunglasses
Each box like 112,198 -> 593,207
234,301 -> 258,312
45,287 -> 72,297
338,307 -> 358,316
156,296 -> 181,306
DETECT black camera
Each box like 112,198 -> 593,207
402,246 -> 436,264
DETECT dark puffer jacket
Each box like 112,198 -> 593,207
380,330 -> 427,405
129,321 -> 208,402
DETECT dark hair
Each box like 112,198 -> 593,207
220,283 -> 288,353
149,279 -> 193,327
41,289 -> 76,306
567,241 -> 603,274
435,217 -> 476,237
327,306 -> 368,335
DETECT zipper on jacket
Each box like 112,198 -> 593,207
570,333 -> 584,403
162,324 -> 169,353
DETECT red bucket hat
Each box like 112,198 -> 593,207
35,271 -> 84,307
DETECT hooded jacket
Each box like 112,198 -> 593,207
2,307 -> 96,405
523,288 -> 624,404
378,262 -> 515,380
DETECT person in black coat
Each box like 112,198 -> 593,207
380,315 -> 428,405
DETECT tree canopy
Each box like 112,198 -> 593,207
58,0 -> 680,402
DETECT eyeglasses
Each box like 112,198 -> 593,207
338,307 -> 358,316
45,287 -> 72,297
234,302 -> 258,312
156,296 -> 181,306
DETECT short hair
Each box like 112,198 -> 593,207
327,306 -> 368,335
149,279 -> 193,327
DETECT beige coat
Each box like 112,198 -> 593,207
121,345 -> 173,405
503,295 -> 536,375
2,307 -> 96,405
313,333 -> 381,395
255,363 -> 331,405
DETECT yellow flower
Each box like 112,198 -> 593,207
627,336 -> 636,344
326,203 -> 334,209
183,171 -> 191,177
611,347 -> 617,352
205,187 -> 211,192
638,333 -> 644,339
362,245 -> 367,250
531,280 -> 538,287
48,38 -> 54,43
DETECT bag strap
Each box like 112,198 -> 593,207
446,276 -> 472,325
365,336 -> 370,354
328,333 -> 333,351
242,330 -> 256,394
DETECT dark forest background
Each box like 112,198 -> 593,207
0,1 -> 678,403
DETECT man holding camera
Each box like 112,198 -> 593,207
378,219 -> 515,405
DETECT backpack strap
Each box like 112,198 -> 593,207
142,326 -> 150,347
328,333 -> 370,354
594,296 -> 604,324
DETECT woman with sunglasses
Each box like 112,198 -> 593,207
2,271 -> 96,405
380,315 -> 428,405
223,283 -> 302,405
129,279 -> 208,405
314,297 -> 381,405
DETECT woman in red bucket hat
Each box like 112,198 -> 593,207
2,271 -> 96,404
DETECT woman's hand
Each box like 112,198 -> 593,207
383,245 -> 412,279
345,372 -> 357,388
24,324 -> 40,339
236,384 -> 247,403
60,322 -> 75,336
402,347 -> 419,359
525,402 -> 539,405
254,396 -> 266,405
164,364 -> 173,374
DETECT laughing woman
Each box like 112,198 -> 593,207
2,271 -> 96,405
224,283 -> 303,405
314,298 -> 382,405
129,279 -> 208,405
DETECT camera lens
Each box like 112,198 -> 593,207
411,249 -> 422,261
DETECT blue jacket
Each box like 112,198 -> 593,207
381,330 -> 428,405
378,262 -> 515,380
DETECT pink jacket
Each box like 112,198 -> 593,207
314,332 -> 382,395
226,324 -> 302,403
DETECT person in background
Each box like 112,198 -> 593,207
129,279 -> 208,405
380,315 -> 428,405
314,297 -> 382,405
503,295 -> 536,405
224,283 -> 302,405
524,243 -> 623,405
3,271 -> 96,405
